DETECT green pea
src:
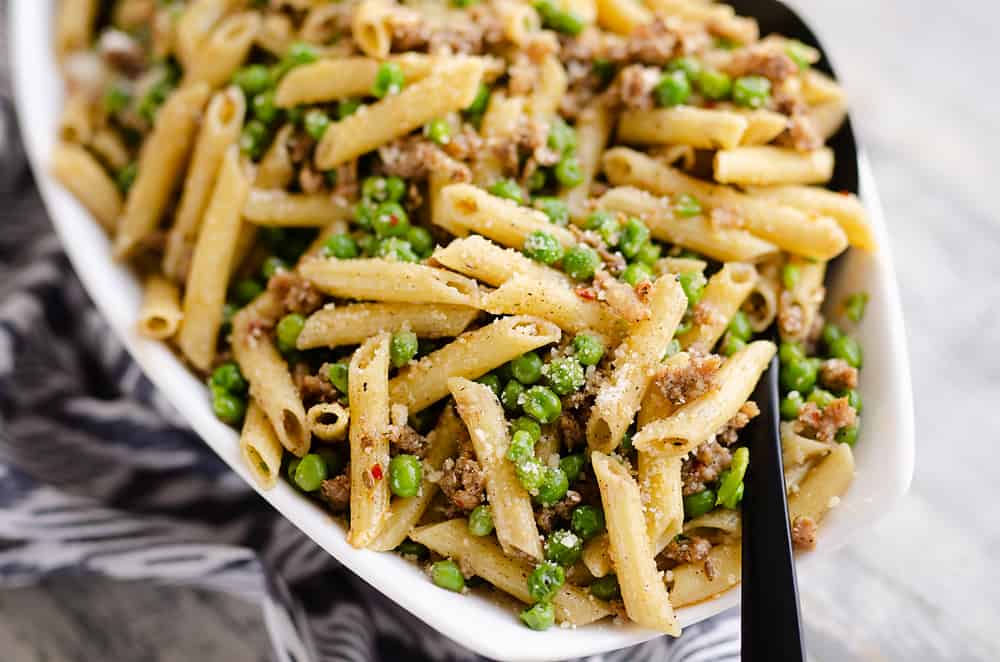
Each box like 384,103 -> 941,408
468,505 -> 494,536
210,362 -> 247,394
678,271 -> 707,305
286,41 -> 319,67
573,333 -> 605,366
779,341 -> 806,364
618,217 -> 650,259
388,454 -> 422,497
683,489 -> 716,519
545,357 -> 585,395
520,602 -> 555,631
303,108 -> 330,140
785,39 -> 813,70
396,539 -> 429,559
489,178 -> 525,204
259,256 -> 286,280
424,117 -> 452,145
536,466 -> 569,506
103,83 -> 131,114
232,278 -> 263,305
836,424 -> 858,446
808,388 -> 836,409
697,68 -> 732,100
362,175 -> 394,202
636,241 -> 662,266
523,386 -> 562,424
534,197 -> 570,226
533,0 -> 584,35
821,322 -> 843,349
476,373 -> 502,397
376,237 -> 419,262
327,362 -> 350,395
721,334 -> 746,357
286,456 -> 301,483
780,357 -> 819,394
654,70 -> 691,107
728,310 -> 753,342
716,447 -> 748,509
337,98 -> 361,119
372,62 -> 405,98
829,335 -> 863,368
547,117 -> 577,155
528,169 -> 548,192
562,245 -> 600,280
385,176 -> 407,202
584,210 -> 619,245
844,292 -> 869,323
523,231 -> 565,265
732,75 -> 771,109
589,575 -> 620,601
621,262 -> 653,286
515,456 -> 546,492
511,351 -> 544,385
663,338 -> 681,359
239,119 -> 268,159
782,263 -> 801,290
372,201 -> 410,238
431,560 -> 466,592
545,529 -> 582,566
390,330 -> 419,368
570,505 -> 605,540
356,233 -> 376,256
842,388 -> 862,412
252,90 -> 280,125
666,56 -> 702,81
674,193 -> 702,218
511,416 -> 542,443
780,391 -> 804,420
294,453 -> 328,492
464,83 -> 491,117
505,430 -> 535,466
322,233 -> 359,259
501,380 -> 525,413
527,560 -> 565,603
406,226 -> 434,257
233,64 -> 271,96
354,201 -> 376,229
276,313 -> 306,353
116,162 -> 138,193
554,156 -> 583,187
559,453 -> 585,484
592,57 -> 616,85
212,389 -> 246,425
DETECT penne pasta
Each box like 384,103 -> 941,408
638,453 -> 684,554
778,256 -> 826,343
275,54 -> 441,107
714,146 -> 835,186
175,0 -> 233,70
297,302 -> 479,350
89,128 -> 131,171
306,402 -> 350,442
563,102 -> 614,218
431,235 -> 572,288
351,0 -> 395,58
677,262 -> 758,351
137,274 -> 183,340
255,125 -> 296,189
183,11 -> 261,88
55,0 -> 99,58
595,0 -> 652,34
300,258 -> 480,307
787,442 -> 855,526
669,542 -> 741,608
618,107 -> 749,150
239,400 -> 284,490
50,142 -> 123,232
242,189 -> 354,227
747,185 -> 876,251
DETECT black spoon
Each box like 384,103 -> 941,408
727,1 -> 861,660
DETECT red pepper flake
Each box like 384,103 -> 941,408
575,286 -> 597,301
389,215 -> 399,226
839,190 -> 851,196
371,463 -> 383,480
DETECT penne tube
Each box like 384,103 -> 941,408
175,0 -> 233,70
114,82 -> 212,259
297,302 -> 479,350
50,142 -> 123,232
352,0 -> 395,58
255,125 -> 296,189
638,453 -> 684,554
633,340 -> 776,455
432,235 -> 572,288
809,99 -> 848,141
582,533 -> 613,578
655,256 -> 709,276
183,12 -> 261,88
256,11 -> 294,56
592,451 -> 680,634
348,332 -> 393,548
669,542 -> 741,608
781,421 -> 833,467
714,146 -> 835,186
563,102 -> 614,219
602,148 -> 848,260
89,128 -> 131,171
242,189 -> 354,227
137,274 -> 183,340
239,400 -> 284,490
778,256 -> 825,343
746,185 -> 875,251
177,147 -> 252,371
496,0 -> 542,44
410,519 -> 612,625
597,187 -> 779,263
473,92 -> 525,186
617,107 -> 749,150
164,86 -> 246,281
787,441 -> 855,525
527,55 -> 568,120
743,256 -> 781,332
58,92 -> 95,145
450,378 -> 544,560
735,108 -> 789,145
299,258 -> 480,307
677,262 -> 758,351
481,274 -> 626,341
390,316 -> 561,413
643,0 -> 735,23
275,54 -> 441,107
315,58 -> 485,169
370,405 -> 465,551
595,0 -> 652,34
55,0 -> 99,58
306,402 -> 350,442
437,183 -> 577,250
587,275 -> 688,452
801,70 -> 845,106
231,291 -> 310,458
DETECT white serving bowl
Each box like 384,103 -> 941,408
10,2 -> 914,659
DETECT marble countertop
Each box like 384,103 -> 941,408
2,0 -> 997,660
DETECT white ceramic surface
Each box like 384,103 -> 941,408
9,2 -> 914,660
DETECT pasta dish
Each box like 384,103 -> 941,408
51,0 -> 871,634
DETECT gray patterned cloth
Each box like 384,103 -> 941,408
0,64 -> 738,662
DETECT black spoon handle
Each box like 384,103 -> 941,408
741,355 -> 805,662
